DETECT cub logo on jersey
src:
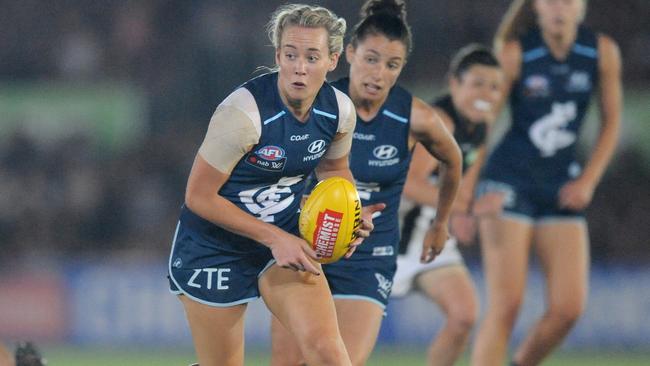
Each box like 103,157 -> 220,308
529,102 -> 577,157
246,145 -> 287,172
239,175 -> 303,222
523,74 -> 550,98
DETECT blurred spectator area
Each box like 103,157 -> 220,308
0,0 -> 649,263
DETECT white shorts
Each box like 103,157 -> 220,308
392,235 -> 464,298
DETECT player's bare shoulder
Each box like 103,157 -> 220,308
596,33 -> 622,72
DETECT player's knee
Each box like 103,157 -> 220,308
447,305 -> 478,336
546,302 -> 585,329
300,330 -> 347,365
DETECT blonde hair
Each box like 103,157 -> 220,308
494,0 -> 587,51
267,4 -> 347,55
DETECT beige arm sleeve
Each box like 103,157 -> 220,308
198,88 -> 261,174
324,87 -> 357,160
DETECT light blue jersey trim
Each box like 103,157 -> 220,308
523,47 -> 548,63
501,211 -> 535,225
382,109 -> 408,123
333,294 -> 386,309
312,108 -> 337,119
167,220 -> 260,308
263,111 -> 286,125
573,43 -> 598,59
536,216 -> 587,226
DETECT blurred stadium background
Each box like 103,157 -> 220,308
1,0 -> 648,364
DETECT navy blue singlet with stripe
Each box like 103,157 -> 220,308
180,72 -> 341,254
169,72 -> 344,306
331,77 -> 413,259
484,26 -> 599,188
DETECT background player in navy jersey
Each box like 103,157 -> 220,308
167,4 -> 385,366
392,44 -> 503,366
471,1 -> 622,365
270,1 -> 463,365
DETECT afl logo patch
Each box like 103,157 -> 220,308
373,145 -> 398,160
308,139 -> 327,154
246,145 -> 287,172
523,74 -> 550,98
256,145 -> 285,161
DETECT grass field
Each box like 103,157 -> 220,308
41,346 -> 650,365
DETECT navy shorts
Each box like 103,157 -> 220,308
476,179 -> 584,222
168,220 -> 276,307
323,255 -> 396,309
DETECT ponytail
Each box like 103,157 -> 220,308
350,0 -> 412,56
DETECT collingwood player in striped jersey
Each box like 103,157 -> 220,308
393,44 -> 503,366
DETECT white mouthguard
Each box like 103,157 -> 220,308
473,99 -> 492,112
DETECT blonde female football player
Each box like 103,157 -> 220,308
471,1 -> 622,365
270,1 -> 463,365
167,4 -> 384,366
392,44 -> 504,366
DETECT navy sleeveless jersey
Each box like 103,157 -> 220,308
399,95 -> 486,254
181,72 -> 341,252
485,26 -> 599,184
331,78 -> 413,258
434,95 -> 487,174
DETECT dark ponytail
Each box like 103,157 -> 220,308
350,0 -> 412,56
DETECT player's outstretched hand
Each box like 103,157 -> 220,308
421,221 -> 449,263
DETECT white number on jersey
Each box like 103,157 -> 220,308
528,101 -> 577,157
355,181 -> 380,201
239,175 -> 303,222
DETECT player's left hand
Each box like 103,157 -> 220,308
420,220 -> 449,263
558,178 -> 595,211
346,202 -> 386,258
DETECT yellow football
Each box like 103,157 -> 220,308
299,177 -> 362,264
